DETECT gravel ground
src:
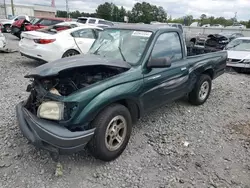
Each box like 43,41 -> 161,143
0,34 -> 250,188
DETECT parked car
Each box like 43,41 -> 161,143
0,15 -> 31,33
0,30 -> 6,48
225,37 -> 250,72
77,17 -> 114,27
11,17 -> 67,39
16,24 -> 227,161
188,32 -> 244,50
19,25 -> 103,62
218,32 -> 244,42
226,23 -> 246,29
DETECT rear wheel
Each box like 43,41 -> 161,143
87,104 -> 132,161
62,49 -> 80,58
188,74 -> 212,105
4,24 -> 11,33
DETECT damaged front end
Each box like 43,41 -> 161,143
25,65 -> 127,126
16,55 -> 130,154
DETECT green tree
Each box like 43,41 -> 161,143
129,2 -> 167,23
56,10 -> 67,18
246,20 -> 250,28
69,11 -> 81,19
119,6 -> 127,22
111,4 -> 119,22
96,2 -> 113,20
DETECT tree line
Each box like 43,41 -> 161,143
56,1 -> 250,28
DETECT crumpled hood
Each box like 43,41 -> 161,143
207,34 -> 228,41
25,54 -> 131,78
227,50 -> 250,60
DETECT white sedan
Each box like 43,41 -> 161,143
19,25 -> 103,62
225,37 -> 250,70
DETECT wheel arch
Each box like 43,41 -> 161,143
62,49 -> 80,58
190,38 -> 196,43
202,68 -> 214,79
92,98 -> 142,125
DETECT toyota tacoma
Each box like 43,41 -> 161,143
16,24 -> 227,161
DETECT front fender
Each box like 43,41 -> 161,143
71,79 -> 143,125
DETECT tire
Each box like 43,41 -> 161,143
62,49 -> 80,58
4,24 -> 11,33
188,74 -> 212,105
87,104 -> 132,162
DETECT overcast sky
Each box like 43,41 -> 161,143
4,0 -> 250,20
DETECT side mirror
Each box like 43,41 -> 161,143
147,57 -> 172,68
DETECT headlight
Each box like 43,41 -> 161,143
37,101 -> 64,120
243,59 -> 250,63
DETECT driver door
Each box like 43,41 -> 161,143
71,29 -> 97,54
142,32 -> 190,111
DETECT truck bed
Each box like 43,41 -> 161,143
187,46 -> 223,57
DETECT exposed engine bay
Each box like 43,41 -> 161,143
36,65 -> 127,96
25,65 -> 128,123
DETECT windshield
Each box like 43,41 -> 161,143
225,39 -> 250,51
30,18 -> 40,24
88,29 -> 152,65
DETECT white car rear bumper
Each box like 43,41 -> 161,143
19,43 -> 62,62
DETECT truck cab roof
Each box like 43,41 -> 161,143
109,24 -> 182,33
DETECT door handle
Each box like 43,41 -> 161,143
181,67 -> 187,71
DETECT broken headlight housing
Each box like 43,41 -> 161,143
37,101 -> 64,121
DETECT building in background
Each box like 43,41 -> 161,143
0,4 -> 56,19
33,5 -> 56,17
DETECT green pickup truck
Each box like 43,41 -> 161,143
16,24 -> 227,161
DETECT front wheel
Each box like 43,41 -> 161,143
188,74 -> 212,105
4,25 -> 11,33
87,104 -> 132,161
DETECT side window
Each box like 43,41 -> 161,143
71,29 -> 95,39
39,19 -> 53,26
151,32 -> 182,62
52,20 -> 63,25
88,19 -> 96,24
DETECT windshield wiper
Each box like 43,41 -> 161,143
93,41 -> 106,55
118,47 -> 126,62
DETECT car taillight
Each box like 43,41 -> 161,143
33,39 -> 56,44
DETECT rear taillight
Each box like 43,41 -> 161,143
34,39 -> 56,44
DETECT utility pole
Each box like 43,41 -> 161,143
234,12 -> 237,24
10,0 -> 14,16
3,0 -> 7,18
66,0 -> 70,18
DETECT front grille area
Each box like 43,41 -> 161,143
227,58 -> 242,63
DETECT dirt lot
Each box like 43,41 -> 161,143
0,34 -> 250,188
